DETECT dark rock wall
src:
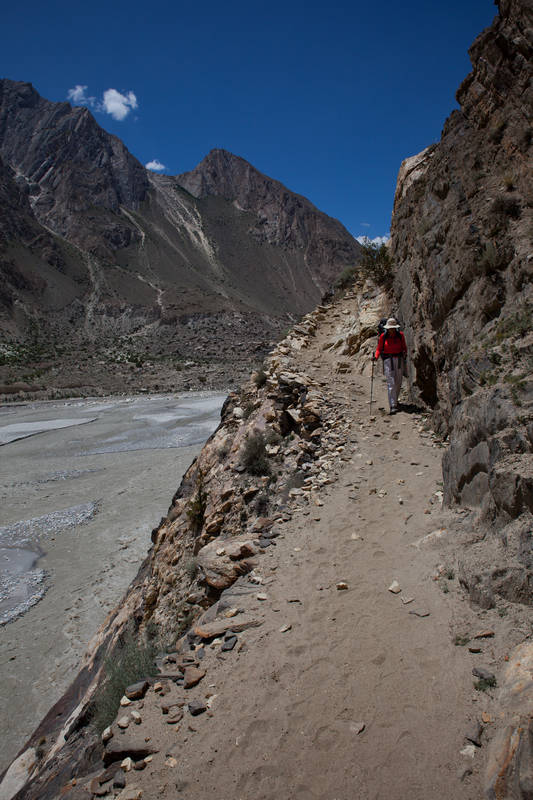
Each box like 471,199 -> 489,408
390,0 -> 533,520
0,80 -> 148,254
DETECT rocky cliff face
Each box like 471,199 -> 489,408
390,0 -> 533,528
177,148 -> 359,291
0,81 -> 361,395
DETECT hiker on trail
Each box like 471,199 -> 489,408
373,317 -> 407,415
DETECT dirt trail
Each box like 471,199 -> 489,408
91,295 -> 494,800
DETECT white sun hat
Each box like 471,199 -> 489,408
384,317 -> 400,329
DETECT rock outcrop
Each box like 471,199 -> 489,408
389,0 -> 533,526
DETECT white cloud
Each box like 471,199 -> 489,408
67,85 -> 95,106
356,234 -> 390,246
145,159 -> 166,171
67,85 -> 138,121
101,88 -> 138,120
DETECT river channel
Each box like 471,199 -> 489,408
0,392 -> 225,773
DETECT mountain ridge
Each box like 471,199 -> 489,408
0,80 -> 362,396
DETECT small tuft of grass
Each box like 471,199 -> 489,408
253,369 -> 268,388
454,634 -> 470,647
186,473 -> 208,533
474,677 -> 497,692
90,628 -> 158,733
184,557 -> 198,581
445,568 -> 455,580
241,430 -> 271,476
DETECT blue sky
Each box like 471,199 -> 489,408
4,0 -> 496,241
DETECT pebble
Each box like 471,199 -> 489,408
409,609 -> 430,617
221,636 -> 237,651
125,681 -> 149,701
165,757 -> 178,768
120,696 -> 132,706
460,744 -> 477,759
102,726 -> 113,743
388,580 -> 401,594
256,593 -> 268,601
401,596 -> 414,604
279,624 -> 292,633
336,582 -> 349,590
183,667 -> 206,689
465,721 -> 483,747
188,700 -> 207,716
131,710 -> 142,725
350,721 -> 365,734
121,757 -> 134,772
166,707 -> 184,724
474,630 -> 495,639
117,716 -> 130,729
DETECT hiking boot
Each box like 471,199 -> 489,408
389,407 -> 397,415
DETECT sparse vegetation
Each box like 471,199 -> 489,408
241,430 -> 271,476
357,241 -> 393,289
186,473 -> 208,533
494,306 -> 531,342
264,428 -> 282,446
502,173 -> 515,191
184,557 -> 198,580
253,368 -> 268,388
489,120 -> 506,144
477,241 -> 505,272
454,634 -> 470,647
242,400 -> 255,420
474,676 -> 497,692
90,627 -> 158,733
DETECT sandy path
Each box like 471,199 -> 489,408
117,300 -> 488,799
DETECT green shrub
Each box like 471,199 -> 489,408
242,400 -> 255,420
241,430 -> 271,476
264,428 -> 282,446
474,677 -> 497,692
253,369 -> 268,388
357,241 -> 393,289
184,557 -> 198,580
90,628 -> 158,733
186,473 -> 208,532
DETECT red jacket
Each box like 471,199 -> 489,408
375,331 -> 407,359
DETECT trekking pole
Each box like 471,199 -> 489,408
370,358 -> 375,417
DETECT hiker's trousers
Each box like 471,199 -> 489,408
383,355 -> 404,409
